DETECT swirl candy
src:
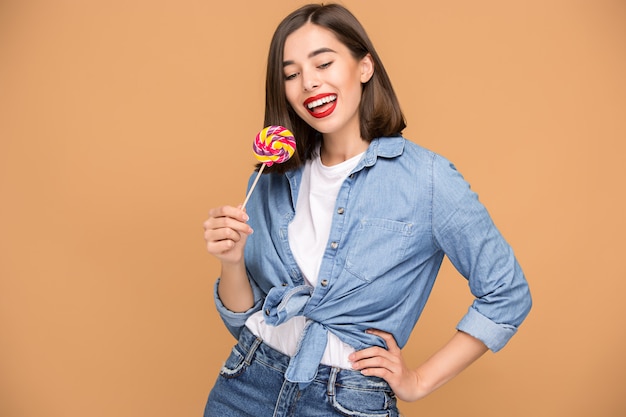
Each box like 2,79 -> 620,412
242,126 -> 296,208
252,125 -> 296,167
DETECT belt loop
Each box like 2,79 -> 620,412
244,337 -> 263,366
327,367 -> 339,397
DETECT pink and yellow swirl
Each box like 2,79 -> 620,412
253,126 -> 296,167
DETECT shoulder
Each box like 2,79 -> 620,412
374,136 -> 457,174
375,136 -> 447,161
399,138 -> 464,176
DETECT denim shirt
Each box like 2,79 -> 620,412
213,136 -> 532,386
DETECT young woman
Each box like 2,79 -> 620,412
203,4 -> 531,416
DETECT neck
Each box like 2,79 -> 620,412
320,135 -> 368,166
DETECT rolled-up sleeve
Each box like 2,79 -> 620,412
213,277 -> 264,339
432,155 -> 532,352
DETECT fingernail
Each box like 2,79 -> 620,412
243,214 -> 249,221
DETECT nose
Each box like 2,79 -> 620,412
302,71 -> 320,92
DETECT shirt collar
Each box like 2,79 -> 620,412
285,136 -> 405,188
360,136 -> 406,168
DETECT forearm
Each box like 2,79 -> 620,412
217,261 -> 255,313
414,330 -> 488,399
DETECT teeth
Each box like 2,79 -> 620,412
307,95 -> 337,110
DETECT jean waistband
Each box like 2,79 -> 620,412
237,326 -> 393,392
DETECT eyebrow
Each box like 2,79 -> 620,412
283,47 -> 337,67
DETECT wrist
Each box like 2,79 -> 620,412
413,368 -> 436,400
221,259 -> 246,272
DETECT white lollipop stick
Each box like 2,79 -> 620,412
241,163 -> 266,209
242,125 -> 295,210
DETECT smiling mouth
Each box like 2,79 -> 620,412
304,94 -> 337,118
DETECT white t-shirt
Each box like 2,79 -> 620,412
245,150 -> 364,369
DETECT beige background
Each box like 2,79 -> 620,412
1,0 -> 625,416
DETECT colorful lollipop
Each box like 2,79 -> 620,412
252,125 -> 296,166
242,126 -> 295,208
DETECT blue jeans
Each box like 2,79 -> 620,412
204,326 -> 400,417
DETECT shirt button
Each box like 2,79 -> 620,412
321,279 -> 329,287
330,241 -> 338,249
337,207 -> 345,215
265,308 -> 270,316
281,283 -> 288,286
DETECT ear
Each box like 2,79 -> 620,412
359,53 -> 374,83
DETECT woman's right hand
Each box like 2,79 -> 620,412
203,205 -> 253,265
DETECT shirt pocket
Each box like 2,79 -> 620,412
344,218 -> 413,283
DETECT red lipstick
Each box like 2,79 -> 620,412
304,93 -> 337,119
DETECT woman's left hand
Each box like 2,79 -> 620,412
348,329 -> 421,402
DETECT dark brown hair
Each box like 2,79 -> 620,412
262,3 -> 406,173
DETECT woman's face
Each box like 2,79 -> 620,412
282,23 -> 373,141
